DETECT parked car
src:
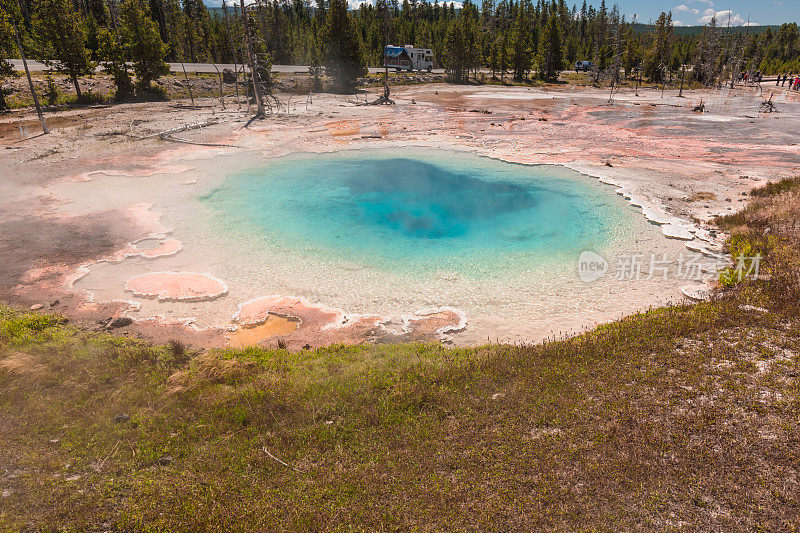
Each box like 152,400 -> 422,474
574,61 -> 594,72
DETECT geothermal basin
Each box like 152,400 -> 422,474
50,148 -> 711,346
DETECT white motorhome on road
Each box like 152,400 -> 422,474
384,45 -> 434,72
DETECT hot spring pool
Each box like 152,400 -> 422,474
63,148 -> 701,344
200,151 -> 629,274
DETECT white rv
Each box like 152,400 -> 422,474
384,45 -> 434,72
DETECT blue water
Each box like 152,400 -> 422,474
200,150 -> 633,274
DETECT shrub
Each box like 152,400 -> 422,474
0,313 -> 61,341
715,177 -> 800,307
44,76 -> 58,106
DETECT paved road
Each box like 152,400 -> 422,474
9,59 -> 446,75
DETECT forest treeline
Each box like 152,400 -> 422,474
1,0 -> 799,104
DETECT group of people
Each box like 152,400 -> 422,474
742,70 -> 764,83
777,72 -> 800,90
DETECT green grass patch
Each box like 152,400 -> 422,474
1,178 -> 800,530
1,295 -> 798,530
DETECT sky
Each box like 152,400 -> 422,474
204,0 -> 798,27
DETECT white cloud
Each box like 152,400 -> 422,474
673,4 -> 699,14
673,19 -> 685,26
699,8 -> 749,25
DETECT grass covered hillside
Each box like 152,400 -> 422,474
1,180 -> 800,531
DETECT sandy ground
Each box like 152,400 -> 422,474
1,83 -> 799,348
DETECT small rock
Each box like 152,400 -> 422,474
49,438 -> 60,444
107,317 -> 133,329
1,489 -> 12,498
113,413 -> 130,424
30,304 -> 44,311
65,474 -> 81,482
740,305 -> 769,314
530,427 -> 563,439
50,300 -> 59,307
491,393 -> 505,400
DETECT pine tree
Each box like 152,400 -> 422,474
120,0 -> 169,91
35,0 -> 95,101
443,17 -> 466,82
444,9 -> 482,83
3,0 -> 799,106
181,0 -> 213,62
0,7 -> 15,111
623,22 -> 640,78
7,0 -> 48,132
500,30 -> 508,82
538,3 -> 563,80
442,0 -> 480,82
97,26 -> 133,99
323,0 -> 367,93
510,10 -> 531,82
643,11 -> 672,82
161,0 -> 188,61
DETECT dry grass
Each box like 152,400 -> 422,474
1,182 -> 799,531
716,177 -> 800,309
686,191 -> 717,202
1,302 -> 798,530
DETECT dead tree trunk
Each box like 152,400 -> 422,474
12,16 -> 48,134
243,57 -> 251,113
71,72 -> 82,101
213,64 -> 225,109
240,0 -> 265,118
181,62 -> 195,108
107,0 -> 120,41
222,0 -> 241,110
